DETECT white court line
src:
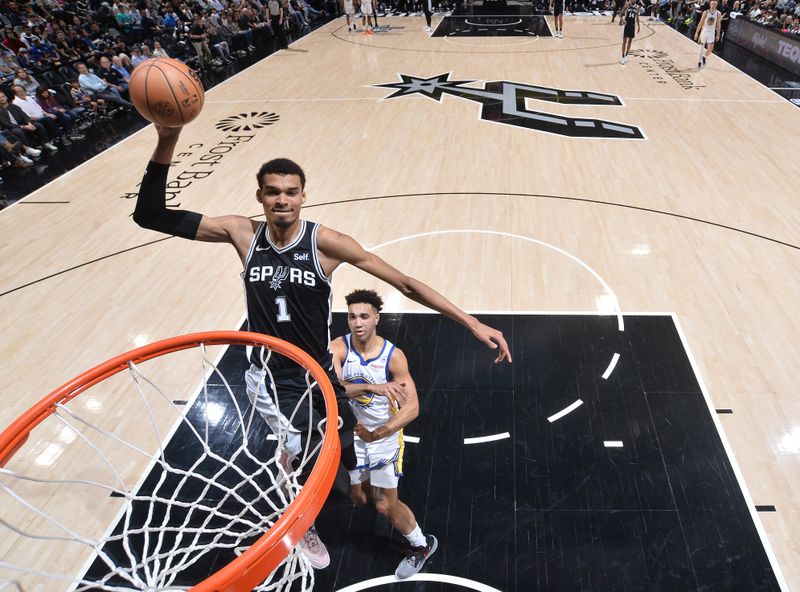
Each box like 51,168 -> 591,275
658,22 -> 799,111
332,309 -> 675,316
671,313 -> 789,591
547,399 -> 583,423
206,97 -> 374,103
623,97 -> 786,103
464,432 -> 510,444
602,353 -> 620,379
404,435 -> 420,443
464,18 -> 523,26
604,440 -> 624,447
336,573 -> 504,592
366,229 -> 625,332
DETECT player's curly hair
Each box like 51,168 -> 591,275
256,158 -> 306,189
345,289 -> 383,312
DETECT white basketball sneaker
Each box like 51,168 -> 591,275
300,525 -> 330,569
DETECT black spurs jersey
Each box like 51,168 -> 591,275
242,220 -> 333,372
625,2 -> 639,23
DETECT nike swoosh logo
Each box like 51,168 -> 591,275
255,245 -> 271,252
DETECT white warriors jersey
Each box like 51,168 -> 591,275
342,334 -> 397,431
703,9 -> 719,29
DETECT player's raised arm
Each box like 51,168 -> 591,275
133,125 -> 256,257
317,227 -> 512,363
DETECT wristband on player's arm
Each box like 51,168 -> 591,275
133,161 -> 202,240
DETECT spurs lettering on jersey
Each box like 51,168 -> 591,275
248,263 -> 317,288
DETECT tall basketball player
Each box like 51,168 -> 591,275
331,289 -> 437,580
694,0 -> 721,68
133,125 -> 511,568
619,0 -> 640,64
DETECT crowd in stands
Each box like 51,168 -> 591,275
0,0 -> 333,172
744,0 -> 800,33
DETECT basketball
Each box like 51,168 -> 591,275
129,58 -> 205,127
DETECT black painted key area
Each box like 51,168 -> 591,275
83,314 -> 781,591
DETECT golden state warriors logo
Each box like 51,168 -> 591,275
375,73 -> 644,139
354,394 -> 376,408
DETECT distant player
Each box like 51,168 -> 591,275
551,0 -> 564,37
361,0 -> 375,33
694,0 -> 721,68
611,0 -> 625,23
619,0 -> 640,64
343,0 -> 357,31
331,289 -> 437,580
421,0 -> 433,34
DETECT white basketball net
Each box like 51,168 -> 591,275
0,341 -> 331,591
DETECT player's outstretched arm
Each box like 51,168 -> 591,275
134,125 -> 256,255
355,348 -> 420,442
318,228 -> 512,363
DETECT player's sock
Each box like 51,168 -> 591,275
404,523 -> 428,547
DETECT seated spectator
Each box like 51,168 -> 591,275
76,61 -> 134,108
0,131 -> 35,168
220,12 -> 251,53
151,39 -> 170,58
35,86 -> 86,133
11,84 -> 77,142
96,55 -> 129,94
2,29 -> 27,55
0,88 -> 59,152
207,24 -> 233,62
0,48 -> 20,82
54,30 -> 82,63
115,4 -> 134,35
68,78 -> 108,117
27,37 -> 63,70
163,9 -> 179,32
130,46 -> 148,67
14,47 -> 36,70
13,68 -> 39,96
19,25 -> 40,48
111,55 -> 132,84
141,10 -> 162,37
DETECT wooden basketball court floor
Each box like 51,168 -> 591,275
1,11 -> 799,591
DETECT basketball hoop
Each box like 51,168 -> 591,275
0,331 -> 341,592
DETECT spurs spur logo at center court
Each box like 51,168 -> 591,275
375,73 -> 644,139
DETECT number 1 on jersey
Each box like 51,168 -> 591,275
275,296 -> 291,322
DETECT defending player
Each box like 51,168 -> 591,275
331,289 -> 437,580
694,0 -> 721,68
